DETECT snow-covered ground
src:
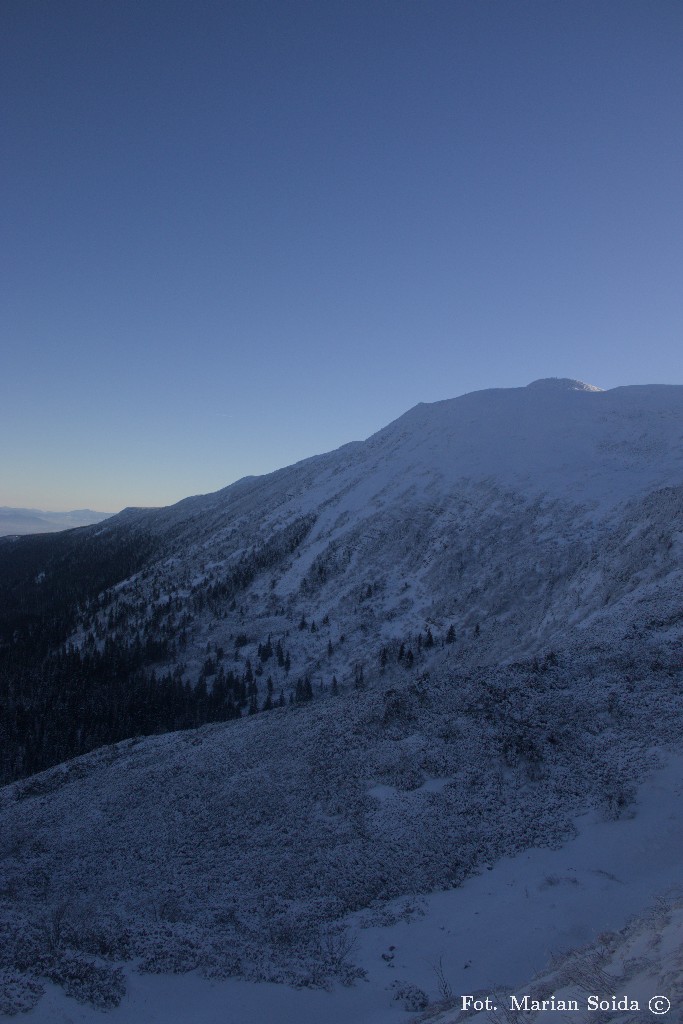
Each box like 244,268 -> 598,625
8,752 -> 682,1024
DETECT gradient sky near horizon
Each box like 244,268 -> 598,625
2,0 -> 682,512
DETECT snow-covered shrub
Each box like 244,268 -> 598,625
43,953 -> 125,1009
599,771 -> 637,820
391,979 -> 430,1011
0,969 -> 44,1015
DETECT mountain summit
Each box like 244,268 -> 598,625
526,376 -> 603,391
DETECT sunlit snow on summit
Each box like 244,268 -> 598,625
526,377 -> 604,392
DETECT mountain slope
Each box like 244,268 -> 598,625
1,379 -> 682,781
70,377 -> 683,671
1,627 -> 681,1011
1,376 -> 683,1016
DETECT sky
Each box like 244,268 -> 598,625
2,0 -> 682,512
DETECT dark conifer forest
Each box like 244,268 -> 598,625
0,513 -> 321,783
0,524 -> 244,783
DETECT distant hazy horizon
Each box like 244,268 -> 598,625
0,506 -> 114,534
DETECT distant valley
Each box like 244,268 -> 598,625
0,507 -> 113,537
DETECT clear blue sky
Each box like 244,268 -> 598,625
2,0 -> 682,511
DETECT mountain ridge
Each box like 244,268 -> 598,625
96,379 -> 683,544
5,379 -> 681,677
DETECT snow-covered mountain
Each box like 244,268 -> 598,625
67,377 -> 683,682
1,377 -> 682,1020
